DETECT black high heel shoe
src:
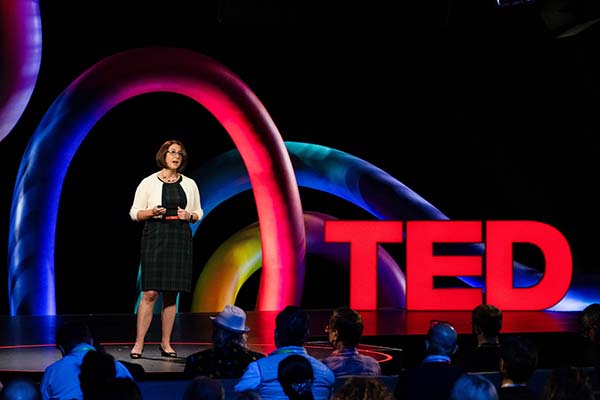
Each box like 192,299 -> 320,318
160,345 -> 177,358
129,347 -> 143,359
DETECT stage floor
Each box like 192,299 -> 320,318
0,309 -> 585,380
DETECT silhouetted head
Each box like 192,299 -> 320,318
56,321 -> 93,356
278,354 -> 314,400
0,377 -> 41,400
580,303 -> 600,344
450,374 -> 498,400
275,306 -> 310,347
500,335 -> 538,383
327,306 -> 364,348
79,350 -> 117,398
472,304 -> 503,339
210,305 -> 249,349
426,321 -> 458,356
182,376 -> 224,400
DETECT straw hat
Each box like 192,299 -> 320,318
210,305 -> 250,333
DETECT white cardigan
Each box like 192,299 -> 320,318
129,172 -> 203,223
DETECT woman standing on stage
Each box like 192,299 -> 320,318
128,139 -> 203,359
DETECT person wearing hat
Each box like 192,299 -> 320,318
184,305 -> 266,379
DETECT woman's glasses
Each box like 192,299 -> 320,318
167,150 -> 185,158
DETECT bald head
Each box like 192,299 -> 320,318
426,322 -> 458,356
0,377 -> 40,400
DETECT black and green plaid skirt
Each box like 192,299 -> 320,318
140,218 -> 193,292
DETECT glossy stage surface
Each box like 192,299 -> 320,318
0,309 -> 584,380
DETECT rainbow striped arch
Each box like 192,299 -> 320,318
8,47 -> 305,316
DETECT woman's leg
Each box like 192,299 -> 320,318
160,291 -> 178,353
132,290 -> 159,354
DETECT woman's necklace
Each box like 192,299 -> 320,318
161,172 -> 179,183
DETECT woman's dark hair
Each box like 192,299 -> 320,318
155,139 -> 188,171
278,354 -> 314,400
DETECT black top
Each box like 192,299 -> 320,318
499,384 -> 537,400
394,361 -> 464,400
457,342 -> 502,372
184,346 -> 267,379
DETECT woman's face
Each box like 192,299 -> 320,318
165,144 -> 184,170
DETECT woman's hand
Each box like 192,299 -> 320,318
177,206 -> 192,221
152,206 -> 166,219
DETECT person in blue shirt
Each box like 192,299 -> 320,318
234,305 -> 335,400
39,321 -> 133,400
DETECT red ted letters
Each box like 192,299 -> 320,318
324,220 -> 572,311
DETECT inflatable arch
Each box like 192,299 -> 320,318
8,47 -> 305,316
182,142 -> 544,311
190,211 -> 406,312
0,0 -> 42,142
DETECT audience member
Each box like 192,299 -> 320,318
394,320 -> 463,400
319,306 -> 381,377
579,302 -> 600,390
79,350 -> 123,400
92,378 -> 142,400
234,391 -> 262,400
498,335 -> 538,400
182,376 -> 224,400
39,321 -> 133,400
542,366 -> 595,400
184,305 -> 266,379
449,373 -> 499,400
278,354 -> 315,400
0,376 -> 41,400
331,376 -> 395,400
234,305 -> 335,400
457,304 -> 503,372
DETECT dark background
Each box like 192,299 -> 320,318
1,0 -> 599,315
